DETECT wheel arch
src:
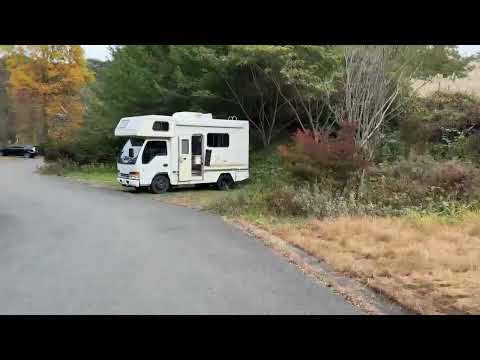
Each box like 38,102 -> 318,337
217,172 -> 234,182
152,172 -> 170,183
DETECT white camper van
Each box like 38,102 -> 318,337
114,112 -> 249,193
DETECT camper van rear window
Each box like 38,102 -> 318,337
152,121 -> 169,131
207,133 -> 229,148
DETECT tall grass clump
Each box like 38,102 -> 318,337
39,159 -> 116,177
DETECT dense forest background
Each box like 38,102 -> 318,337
0,45 -> 476,163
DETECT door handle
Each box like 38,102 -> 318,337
163,164 -> 168,167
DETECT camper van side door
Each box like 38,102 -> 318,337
140,140 -> 169,186
178,137 -> 192,182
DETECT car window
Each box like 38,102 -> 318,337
142,141 -> 167,164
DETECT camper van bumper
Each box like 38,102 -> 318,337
117,177 -> 140,188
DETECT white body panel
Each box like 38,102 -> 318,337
115,112 -> 249,188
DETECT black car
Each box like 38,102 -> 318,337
1,144 -> 39,158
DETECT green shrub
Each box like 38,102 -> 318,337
400,91 -> 480,161
425,159 -> 480,199
38,158 -> 79,176
422,91 -> 480,118
464,133 -> 480,163
264,185 -> 306,217
210,189 -> 252,215
375,131 -> 404,162
42,135 -> 120,165
38,158 -> 116,178
399,114 -> 431,157
213,152 -> 480,220
365,156 -> 480,213
238,182 -> 377,219
290,183 -> 378,218
43,141 -> 77,162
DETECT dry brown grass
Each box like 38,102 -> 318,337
271,213 -> 480,314
414,62 -> 480,97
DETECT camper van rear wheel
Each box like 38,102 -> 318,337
217,174 -> 234,191
151,175 -> 170,194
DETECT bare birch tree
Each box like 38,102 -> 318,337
328,46 -> 410,160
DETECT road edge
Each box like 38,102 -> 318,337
226,219 -> 413,315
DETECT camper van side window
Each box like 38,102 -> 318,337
207,133 -> 229,147
152,121 -> 169,131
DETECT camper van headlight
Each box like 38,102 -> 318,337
129,171 -> 140,180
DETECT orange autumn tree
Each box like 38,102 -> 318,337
5,45 -> 93,144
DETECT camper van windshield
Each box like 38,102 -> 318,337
118,138 -> 145,164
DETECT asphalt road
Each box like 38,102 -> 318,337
0,157 -> 360,314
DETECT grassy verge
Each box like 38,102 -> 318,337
39,161 -> 120,187
39,148 -> 480,314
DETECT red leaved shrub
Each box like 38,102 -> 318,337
278,121 -> 369,184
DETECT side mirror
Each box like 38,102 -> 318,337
128,148 -> 134,158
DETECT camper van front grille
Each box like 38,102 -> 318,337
119,173 -> 130,179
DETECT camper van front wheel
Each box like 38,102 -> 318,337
151,174 -> 170,194
217,174 -> 234,191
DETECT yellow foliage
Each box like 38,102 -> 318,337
5,45 -> 93,143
